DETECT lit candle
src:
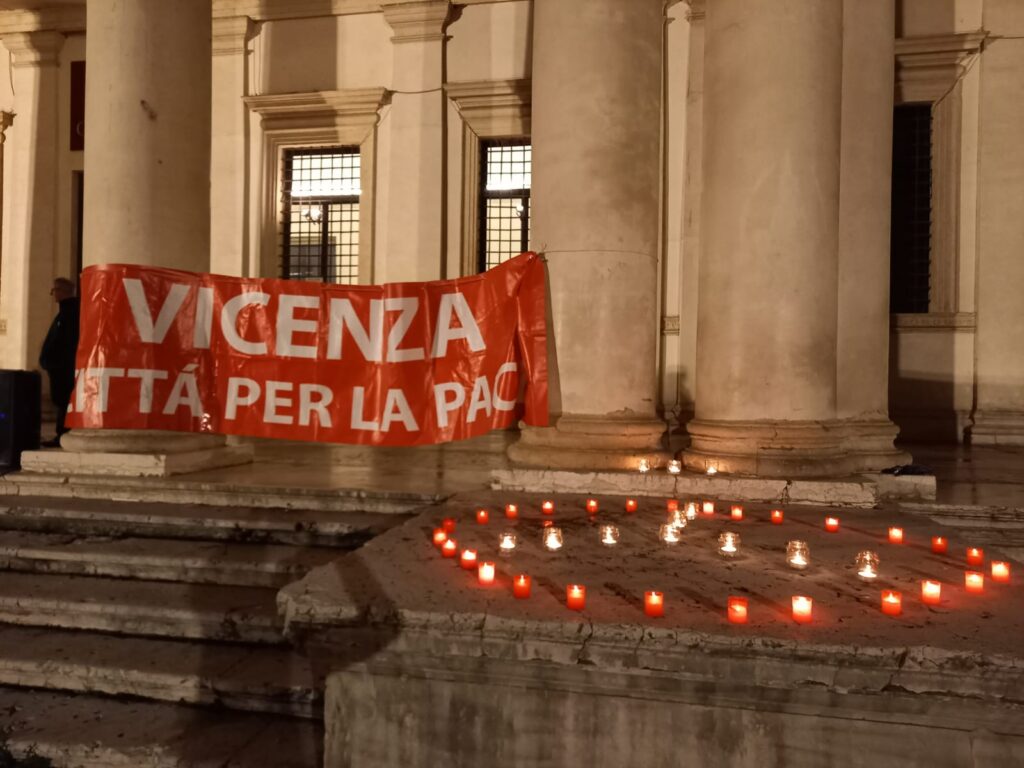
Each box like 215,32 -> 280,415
718,531 -> 740,558
666,508 -> 687,531
667,460 -> 682,475
638,459 -> 651,473
543,527 -> 564,551
855,550 -> 879,581
477,562 -> 495,585
931,536 -> 947,554
442,518 -> 456,534
727,597 -> 749,624
825,516 -> 840,533
644,591 -> 665,617
706,466 -> 718,476
965,571 -> 984,594
504,503 -> 519,520
921,580 -> 942,605
881,590 -> 902,617
966,547 -> 984,567
566,584 -> 586,611
791,595 -> 813,624
701,501 -> 715,515
992,561 -> 1011,583
730,505 -> 744,521
786,540 -> 809,570
459,549 -> 478,570
770,509 -> 784,525
888,527 -> 904,544
684,502 -> 699,521
599,525 -> 620,546
513,574 -> 531,599
625,498 -> 638,513
659,523 -> 681,545
432,528 -> 448,547
442,539 -> 458,558
475,508 -> 489,524
585,498 -> 599,515
498,532 -> 517,555
666,499 -> 680,512
541,500 -> 555,515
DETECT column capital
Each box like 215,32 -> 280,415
212,16 -> 258,56
683,0 -> 705,22
0,112 -> 13,143
380,0 -> 451,43
1,30 -> 64,67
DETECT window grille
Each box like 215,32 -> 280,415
890,104 -> 932,314
281,147 -> 360,284
478,139 -> 531,272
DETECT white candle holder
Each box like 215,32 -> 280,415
599,524 -> 620,547
684,501 -> 699,522
718,531 -> 740,557
498,532 -> 518,556
666,508 -> 688,531
638,458 -> 651,473
855,550 -> 879,581
659,523 -> 681,546
786,540 -> 810,570
543,527 -> 564,552
667,460 -> 682,474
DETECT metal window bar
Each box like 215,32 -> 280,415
890,104 -> 932,313
281,147 -> 361,284
478,139 -> 531,272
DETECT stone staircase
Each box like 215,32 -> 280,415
0,495 -> 412,767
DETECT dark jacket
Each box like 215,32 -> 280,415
39,296 -> 80,373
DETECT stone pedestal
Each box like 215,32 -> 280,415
34,0 -> 251,477
508,0 -> 668,472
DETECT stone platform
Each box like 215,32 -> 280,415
282,490 -> 1024,767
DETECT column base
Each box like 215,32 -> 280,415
508,416 -> 669,471
838,418 -> 912,473
968,411 -> 1024,446
20,429 -> 254,477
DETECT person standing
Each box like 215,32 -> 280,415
39,277 -> 80,447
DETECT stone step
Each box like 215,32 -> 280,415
0,495 -> 401,547
0,572 -> 283,644
0,686 -> 323,767
0,530 -> 339,588
0,625 -> 321,719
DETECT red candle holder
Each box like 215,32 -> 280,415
965,571 -> 984,594
566,584 -> 586,611
730,505 -> 744,521
921,580 -> 941,605
477,562 -> 495,585
586,498 -> 599,515
881,590 -> 902,617
442,539 -> 458,558
475,508 -> 489,525
513,574 -> 531,599
966,547 -> 984,567
888,527 -> 904,544
825,516 -> 840,533
791,596 -> 813,624
727,597 -> 748,624
931,536 -> 948,554
505,503 -> 519,520
432,528 -> 448,547
770,509 -> 784,525
644,591 -> 664,618
625,498 -> 638,513
992,561 -> 1011,583
442,518 -> 456,534
459,549 -> 478,570
701,501 -> 715,515
666,499 -> 679,512
541,500 -> 555,515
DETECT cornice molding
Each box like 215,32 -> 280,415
891,312 -> 977,332
212,15 -> 257,56
446,78 -> 530,136
246,87 -> 389,135
0,6 -> 83,35
682,0 -> 705,22
380,0 -> 450,43
213,0 -> 510,21
1,29 -> 63,67
895,31 -> 987,103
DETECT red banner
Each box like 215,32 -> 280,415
65,253 -> 548,446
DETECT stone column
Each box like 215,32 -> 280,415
0,33 -> 62,372
33,0 -> 252,476
377,0 -> 450,283
0,110 -> 13,331
684,0 -> 846,477
970,1 -> 1024,445
210,16 -> 257,277
836,0 -> 910,471
508,0 -> 668,471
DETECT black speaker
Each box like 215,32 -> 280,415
0,370 -> 41,469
